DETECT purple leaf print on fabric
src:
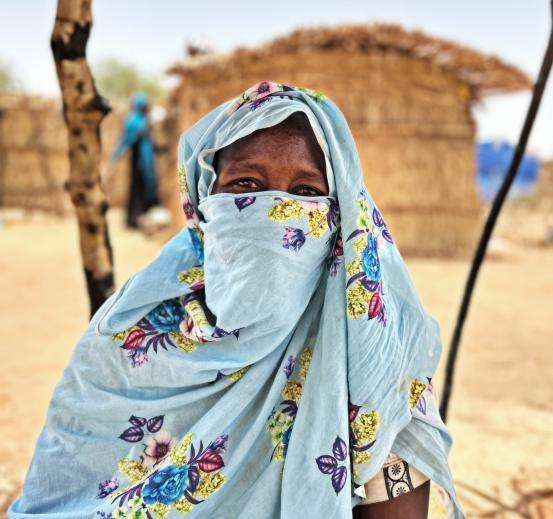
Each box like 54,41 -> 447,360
283,355 -> 295,379
188,466 -> 200,493
281,400 -> 298,417
208,434 -> 228,453
346,271 -> 366,288
331,466 -> 347,494
361,278 -> 380,292
96,478 -> 119,499
146,416 -> 164,433
212,327 -> 241,340
282,227 -> 306,252
316,455 -> 338,474
184,490 -> 203,505
416,395 -> 427,415
346,228 -> 366,242
327,199 -> 340,230
119,426 -> 144,443
332,436 -> 348,462
372,208 -> 385,228
372,207 -> 394,243
316,436 -> 349,495
129,415 -> 147,427
250,96 -> 273,111
234,196 -> 256,211
382,228 -> 394,244
349,403 -> 360,422
327,236 -> 344,277
211,327 -> 228,339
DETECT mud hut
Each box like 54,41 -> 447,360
168,24 -> 531,256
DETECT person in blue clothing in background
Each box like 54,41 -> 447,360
111,92 -> 160,228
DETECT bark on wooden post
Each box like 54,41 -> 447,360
51,0 -> 115,317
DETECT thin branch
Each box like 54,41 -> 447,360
440,0 -> 553,421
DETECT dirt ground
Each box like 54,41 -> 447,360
0,209 -> 552,517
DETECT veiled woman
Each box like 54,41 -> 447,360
10,82 -> 462,519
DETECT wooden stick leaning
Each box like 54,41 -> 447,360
440,0 -> 553,422
51,0 -> 115,317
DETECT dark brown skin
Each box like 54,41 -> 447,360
213,112 -> 328,196
214,112 -> 429,518
353,481 -> 430,519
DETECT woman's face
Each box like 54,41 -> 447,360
212,113 -> 328,197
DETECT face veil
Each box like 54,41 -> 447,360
10,82 -> 463,519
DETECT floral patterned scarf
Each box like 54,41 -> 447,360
10,82 -> 463,518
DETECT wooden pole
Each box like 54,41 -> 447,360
50,0 -> 115,317
440,0 -> 553,422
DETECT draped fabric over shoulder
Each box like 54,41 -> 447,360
10,82 -> 463,519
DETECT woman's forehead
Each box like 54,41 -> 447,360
216,113 -> 324,162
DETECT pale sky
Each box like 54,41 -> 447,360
1,0 -> 552,158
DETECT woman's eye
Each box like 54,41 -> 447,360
292,185 -> 324,197
230,178 -> 262,191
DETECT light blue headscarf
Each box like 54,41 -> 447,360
10,82 -> 463,518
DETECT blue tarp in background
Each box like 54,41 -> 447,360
477,141 -> 541,201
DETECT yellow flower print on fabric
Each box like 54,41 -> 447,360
169,332 -> 196,353
349,403 -> 381,480
409,379 -> 427,409
151,502 -> 170,518
267,411 -> 294,461
177,164 -> 189,196
352,233 -> 368,254
169,433 -> 193,466
346,258 -> 362,278
282,381 -> 303,401
299,347 -> 313,381
177,267 -> 204,287
307,209 -> 329,238
267,346 -> 314,462
183,299 -> 209,328
353,450 -> 372,465
351,410 -> 381,445
268,199 -> 304,221
195,471 -> 226,499
228,366 -> 250,382
346,282 -> 372,319
174,498 -> 194,514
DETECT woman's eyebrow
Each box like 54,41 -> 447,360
222,160 -> 268,176
293,168 -> 327,182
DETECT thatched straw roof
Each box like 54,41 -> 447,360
169,23 -> 531,96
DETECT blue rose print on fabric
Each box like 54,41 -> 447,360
142,465 -> 190,505
361,233 -> 381,283
147,300 -> 184,333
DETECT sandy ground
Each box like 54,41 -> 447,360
0,209 -> 552,517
